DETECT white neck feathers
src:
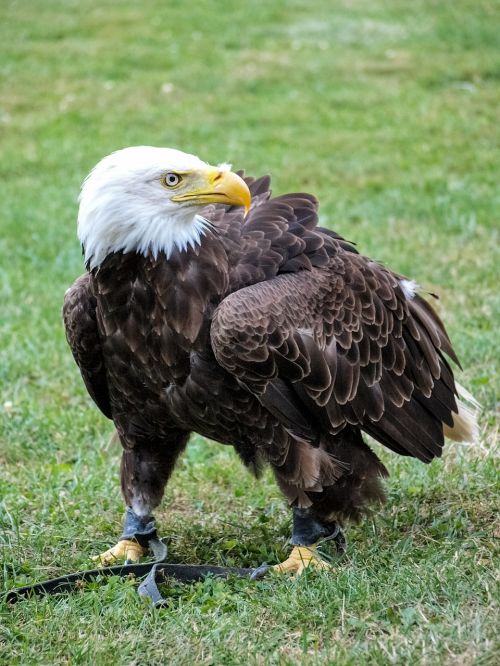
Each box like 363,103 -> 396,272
78,206 -> 210,269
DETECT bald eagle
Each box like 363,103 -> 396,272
64,146 -> 478,573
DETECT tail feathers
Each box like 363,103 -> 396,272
444,383 -> 480,443
455,381 -> 481,410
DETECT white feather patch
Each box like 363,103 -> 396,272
131,492 -> 152,518
400,279 -> 419,300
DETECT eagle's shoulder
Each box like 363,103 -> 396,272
203,173 -> 356,295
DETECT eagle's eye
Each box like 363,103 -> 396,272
162,172 -> 182,188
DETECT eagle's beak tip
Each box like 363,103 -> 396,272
218,170 -> 251,216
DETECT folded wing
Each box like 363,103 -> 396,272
211,250 -> 461,463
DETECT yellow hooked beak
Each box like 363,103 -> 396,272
171,168 -> 251,216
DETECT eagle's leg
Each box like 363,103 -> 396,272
253,429 -> 386,577
94,431 -> 189,566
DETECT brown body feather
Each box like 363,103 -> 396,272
64,174 -> 473,520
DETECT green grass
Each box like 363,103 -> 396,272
1,0 -> 499,663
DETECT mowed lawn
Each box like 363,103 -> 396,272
0,0 -> 498,664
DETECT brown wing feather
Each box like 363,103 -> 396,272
211,246 -> 460,463
202,176 -> 341,292
63,274 -> 112,419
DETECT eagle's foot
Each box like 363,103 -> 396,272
92,539 -> 146,567
273,544 -> 332,575
92,507 -> 158,567
251,508 -> 345,579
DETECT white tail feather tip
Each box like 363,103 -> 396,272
444,399 -> 480,443
455,382 -> 482,410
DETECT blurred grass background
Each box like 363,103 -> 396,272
0,1 -> 498,664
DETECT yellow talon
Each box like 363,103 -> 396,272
272,545 -> 333,575
92,539 -> 146,567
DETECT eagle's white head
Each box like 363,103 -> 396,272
78,146 -> 251,269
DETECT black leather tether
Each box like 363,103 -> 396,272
5,538 -> 253,607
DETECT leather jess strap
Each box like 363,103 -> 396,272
5,539 -> 254,607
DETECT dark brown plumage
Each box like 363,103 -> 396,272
64,151 -> 477,568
